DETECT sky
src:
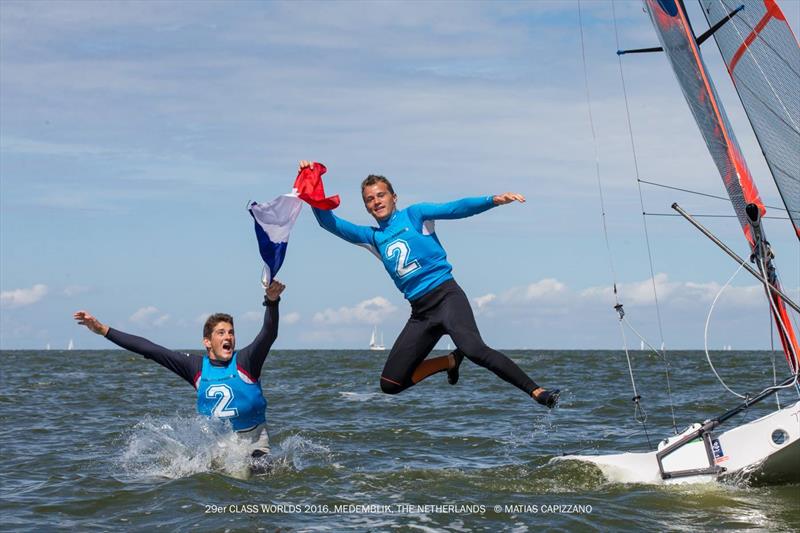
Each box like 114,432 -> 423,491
1,0 -> 798,351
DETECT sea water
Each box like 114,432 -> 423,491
1,349 -> 798,531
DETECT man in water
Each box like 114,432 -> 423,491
303,161 -> 559,409
73,280 -> 285,457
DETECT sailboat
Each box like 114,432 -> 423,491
67,339 -> 74,351
369,326 -> 385,351
563,0 -> 799,484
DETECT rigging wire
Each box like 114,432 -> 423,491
704,261 -> 747,398
699,239 -> 800,400
637,178 -> 789,212
617,314 -> 651,439
695,221 -> 800,400
578,0 -> 652,447
611,0 -> 678,434
643,212 -> 791,220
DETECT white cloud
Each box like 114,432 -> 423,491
519,278 -> 567,302
582,274 -> 670,305
469,275 -> 770,330
475,278 -> 569,313
241,311 -> 262,322
686,283 -> 763,306
579,274 -> 764,307
1,284 -> 48,308
63,285 -> 90,297
130,306 -> 157,322
242,310 -> 299,325
473,293 -> 496,309
130,306 -> 170,327
313,296 -> 396,325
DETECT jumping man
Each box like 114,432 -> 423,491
303,161 -> 559,409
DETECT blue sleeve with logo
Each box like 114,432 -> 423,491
312,207 -> 374,245
406,196 -> 495,230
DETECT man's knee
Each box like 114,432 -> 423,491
458,340 -> 490,363
380,376 -> 404,395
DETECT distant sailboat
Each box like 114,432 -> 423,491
45,343 -> 51,350
369,326 -> 385,351
67,339 -> 74,350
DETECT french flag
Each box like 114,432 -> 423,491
248,193 -> 302,285
248,162 -> 338,284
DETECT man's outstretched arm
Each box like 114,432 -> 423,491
297,159 -> 374,245
312,206 -> 374,245
73,310 -> 201,386
408,192 -> 525,223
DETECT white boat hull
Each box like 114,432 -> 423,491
559,401 -> 800,485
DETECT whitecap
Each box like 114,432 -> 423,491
339,391 -> 381,402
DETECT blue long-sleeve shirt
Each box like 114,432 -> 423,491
313,196 -> 495,300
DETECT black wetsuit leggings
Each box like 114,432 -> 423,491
380,279 -> 538,396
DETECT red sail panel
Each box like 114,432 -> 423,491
700,0 -> 800,239
643,0 -> 798,371
643,0 -> 763,244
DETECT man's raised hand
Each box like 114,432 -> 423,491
493,192 -> 526,205
73,310 -> 109,336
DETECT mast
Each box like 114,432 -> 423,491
642,0 -> 798,372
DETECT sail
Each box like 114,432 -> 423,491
643,0 -> 766,242
700,0 -> 800,239
643,0 -> 798,371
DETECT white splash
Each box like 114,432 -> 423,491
118,415 -> 256,480
116,415 -> 332,480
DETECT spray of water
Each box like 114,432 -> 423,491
116,415 -> 333,480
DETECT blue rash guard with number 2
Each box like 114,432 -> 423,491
196,352 -> 267,432
313,196 -> 495,301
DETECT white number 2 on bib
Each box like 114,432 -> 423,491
386,240 -> 420,278
206,384 -> 238,418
